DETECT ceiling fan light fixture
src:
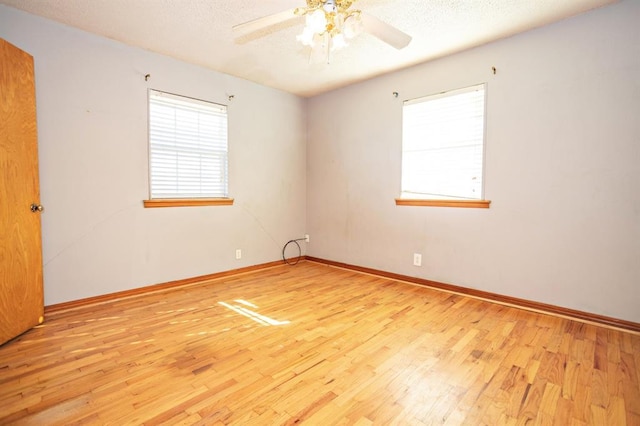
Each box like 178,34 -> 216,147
331,33 -> 347,51
343,13 -> 364,39
295,0 -> 362,56
296,26 -> 316,46
307,9 -> 328,33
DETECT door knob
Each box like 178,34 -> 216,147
30,203 -> 44,213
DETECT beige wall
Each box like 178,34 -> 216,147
306,1 -> 640,322
0,6 -> 307,305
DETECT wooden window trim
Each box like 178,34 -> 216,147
395,198 -> 491,208
143,198 -> 234,208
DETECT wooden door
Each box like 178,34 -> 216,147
0,38 -> 44,346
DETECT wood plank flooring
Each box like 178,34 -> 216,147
1,261 -> 639,425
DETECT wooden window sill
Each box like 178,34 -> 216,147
143,198 -> 234,208
395,198 -> 491,208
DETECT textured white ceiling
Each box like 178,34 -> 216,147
0,0 -> 617,97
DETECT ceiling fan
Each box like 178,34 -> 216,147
232,0 -> 412,59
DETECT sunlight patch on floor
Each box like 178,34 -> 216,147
218,301 -> 290,326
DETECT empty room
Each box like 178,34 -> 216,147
1,0 -> 639,424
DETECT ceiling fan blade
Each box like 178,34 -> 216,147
232,9 -> 300,39
361,13 -> 412,50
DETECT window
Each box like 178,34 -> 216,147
145,90 -> 231,207
399,84 -> 489,208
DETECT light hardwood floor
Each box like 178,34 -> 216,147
1,261 -> 639,425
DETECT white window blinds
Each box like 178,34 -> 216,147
148,90 -> 228,199
401,84 -> 486,200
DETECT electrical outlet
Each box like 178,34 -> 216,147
235,249 -> 242,260
304,234 -> 310,243
413,253 -> 422,266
